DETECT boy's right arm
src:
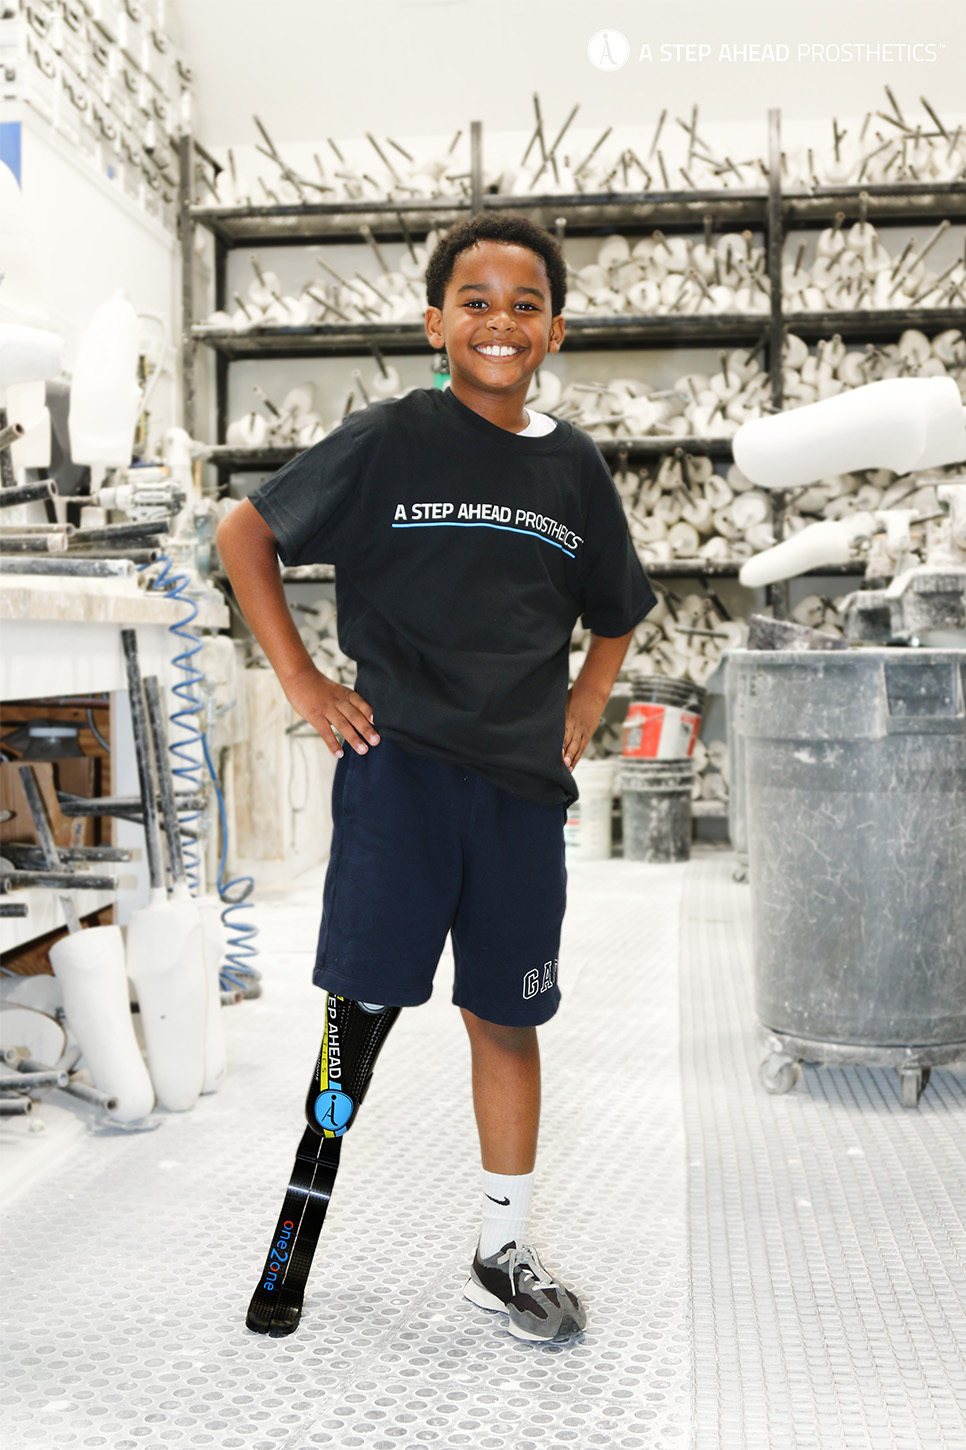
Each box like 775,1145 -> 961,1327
214,500 -> 380,757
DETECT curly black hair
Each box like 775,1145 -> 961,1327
425,213 -> 567,317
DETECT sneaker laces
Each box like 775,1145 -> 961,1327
502,1244 -> 556,1291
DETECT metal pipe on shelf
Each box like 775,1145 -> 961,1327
0,557 -> 135,577
58,1077 -> 119,1111
0,421 -> 25,452
57,811 -> 199,834
3,845 -> 133,867
0,1069 -> 69,1091
144,675 -> 192,888
5,695 -> 110,708
64,548 -> 162,565
56,791 -> 205,818
3,547 -> 161,566
17,1056 -> 66,1076
0,534 -> 70,553
0,522 -> 74,536
70,520 -> 170,545
17,765 -> 82,933
119,628 -> 168,902
0,869 -> 119,894
0,479 -> 58,510
0,1097 -> 34,1116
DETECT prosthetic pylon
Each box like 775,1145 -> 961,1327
246,996 -> 400,1336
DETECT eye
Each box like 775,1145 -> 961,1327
464,299 -> 487,309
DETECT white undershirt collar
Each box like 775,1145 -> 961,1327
519,408 -> 557,438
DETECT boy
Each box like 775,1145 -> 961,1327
216,213 -> 655,1343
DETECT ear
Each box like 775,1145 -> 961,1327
425,307 -> 445,350
547,315 -> 566,354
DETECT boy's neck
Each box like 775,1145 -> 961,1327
447,377 -> 530,434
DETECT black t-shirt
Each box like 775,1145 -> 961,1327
249,386 -> 655,805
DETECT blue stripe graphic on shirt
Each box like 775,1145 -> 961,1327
391,520 -> 576,558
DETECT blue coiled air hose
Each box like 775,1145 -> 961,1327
202,732 -> 260,995
140,554 -> 260,995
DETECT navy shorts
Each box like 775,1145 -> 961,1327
313,737 -> 567,1026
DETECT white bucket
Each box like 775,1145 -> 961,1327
564,758 -> 618,862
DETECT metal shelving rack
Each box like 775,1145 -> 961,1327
179,114 -> 966,588
202,434 -> 738,475
190,313 -> 775,361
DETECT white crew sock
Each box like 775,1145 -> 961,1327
479,1169 -> 535,1258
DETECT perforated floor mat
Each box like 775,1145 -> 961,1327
4,854 -> 963,1449
680,855 -> 966,1450
1,862 -> 692,1450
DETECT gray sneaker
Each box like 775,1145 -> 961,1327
463,1241 -> 586,1343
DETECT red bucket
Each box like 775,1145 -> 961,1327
622,700 -> 702,760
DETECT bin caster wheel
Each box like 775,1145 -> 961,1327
760,1054 -> 799,1095
899,1067 -> 930,1109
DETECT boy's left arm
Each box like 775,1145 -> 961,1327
563,629 -> 635,770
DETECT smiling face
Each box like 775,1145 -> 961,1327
425,240 -> 565,425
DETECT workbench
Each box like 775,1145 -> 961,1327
0,573 -> 229,953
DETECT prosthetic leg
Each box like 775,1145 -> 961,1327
246,995 -> 400,1336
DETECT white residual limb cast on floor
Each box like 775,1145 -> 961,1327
17,762 -> 155,1123
479,1168 -> 535,1257
49,925 -> 156,1122
126,883 -> 207,1113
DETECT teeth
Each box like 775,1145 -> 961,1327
477,345 -> 520,357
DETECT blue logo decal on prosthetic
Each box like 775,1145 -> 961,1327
314,1088 -> 354,1136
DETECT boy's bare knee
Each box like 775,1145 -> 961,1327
462,1008 -> 537,1055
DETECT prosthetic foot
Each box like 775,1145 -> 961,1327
246,996 -> 400,1336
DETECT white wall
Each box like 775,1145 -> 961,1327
170,0 -> 965,145
10,117 -> 181,447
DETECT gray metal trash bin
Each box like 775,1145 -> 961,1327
728,648 -> 966,1107
724,657 -> 749,879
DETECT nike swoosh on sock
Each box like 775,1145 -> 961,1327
485,1194 -> 511,1206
